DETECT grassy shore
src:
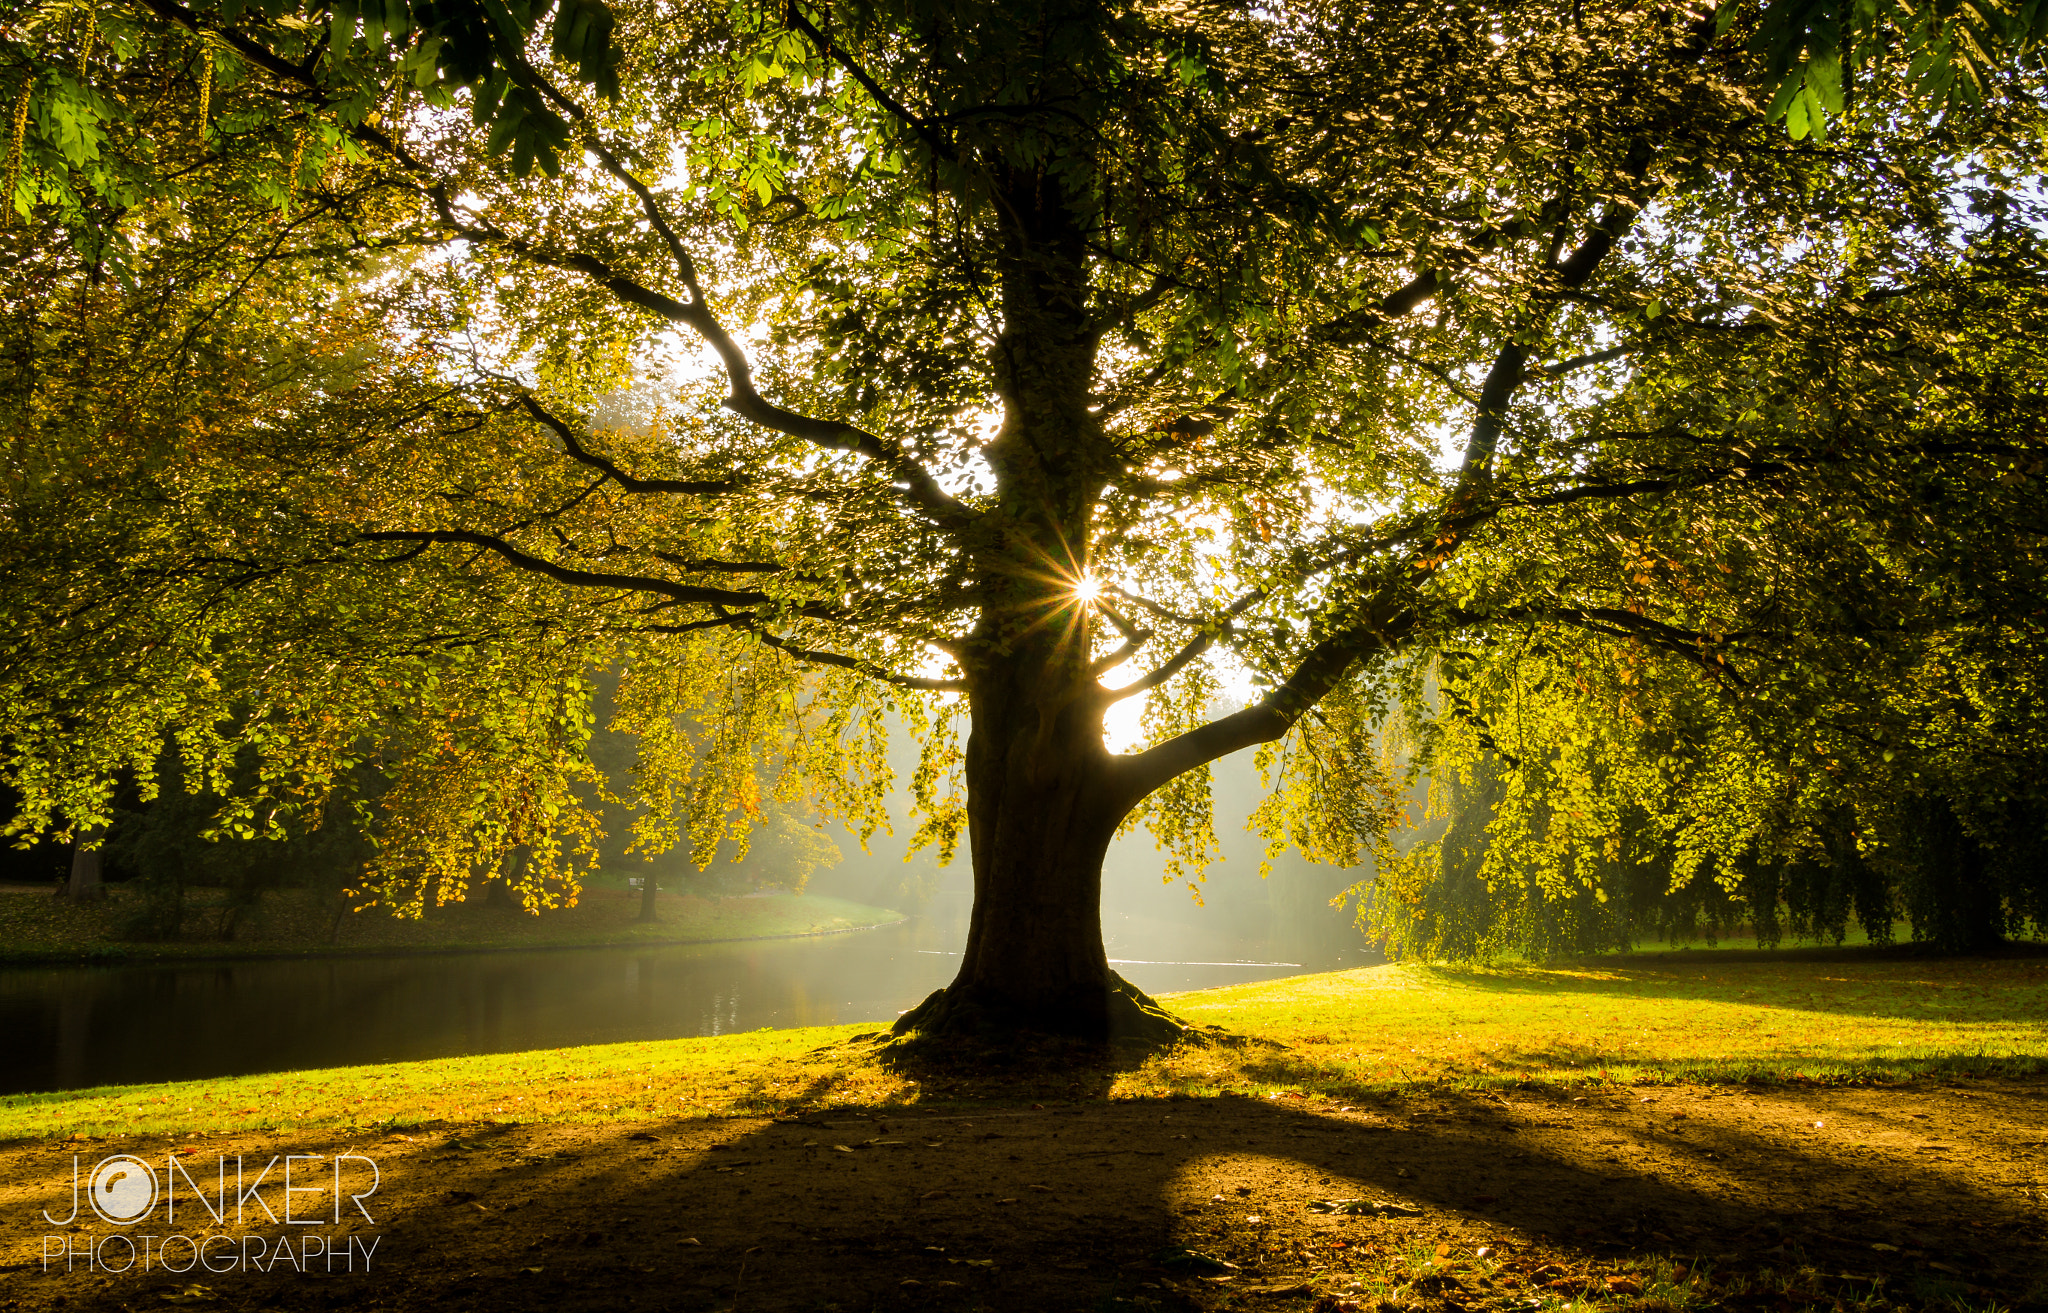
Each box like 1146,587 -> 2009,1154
7,950 -> 2043,1139
0,882 -> 904,965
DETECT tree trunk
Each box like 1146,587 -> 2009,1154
62,826 -> 106,901
475,847 -> 526,911
894,156 -> 1321,1045
895,583 -> 1186,1042
893,679 -> 1183,1042
637,868 -> 660,923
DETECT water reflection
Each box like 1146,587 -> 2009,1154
0,891 -> 1376,1095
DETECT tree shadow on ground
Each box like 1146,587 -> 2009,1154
9,1075 -> 2043,1313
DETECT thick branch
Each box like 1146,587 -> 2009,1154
361,529 -> 779,607
1540,343 -> 1635,378
1456,140 -> 1659,485
1312,268 -> 1445,346
1086,601 -> 1151,675
1458,605 -> 1747,684
516,394 -> 739,496
1108,612 -> 1412,809
1099,628 -> 1216,704
142,0 -> 973,533
783,4 -> 956,163
645,550 -> 787,575
1457,339 -> 1531,480
741,622 -> 967,691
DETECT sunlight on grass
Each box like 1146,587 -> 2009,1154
1119,956 -> 2048,1100
6,955 -> 2043,1138
0,1023 -> 914,1138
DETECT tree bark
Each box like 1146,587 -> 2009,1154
894,666 -> 1186,1041
637,867 -> 660,923
890,158 -> 1164,1040
475,847 -> 527,912
62,826 -> 106,901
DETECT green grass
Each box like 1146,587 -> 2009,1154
7,952 -> 2044,1140
0,1024 -> 892,1140
1129,953 -> 2048,1098
0,885 -> 904,964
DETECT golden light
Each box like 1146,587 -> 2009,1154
1072,574 -> 1102,604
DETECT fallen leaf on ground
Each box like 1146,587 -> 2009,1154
1156,1247 -> 1239,1274
1305,1199 -> 1422,1218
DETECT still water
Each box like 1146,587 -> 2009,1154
0,891 -> 1375,1095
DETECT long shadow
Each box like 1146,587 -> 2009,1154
13,1071 -> 2044,1313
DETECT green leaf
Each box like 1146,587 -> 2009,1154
483,100 -> 527,156
1807,50 -> 1844,114
1785,88 -> 1810,140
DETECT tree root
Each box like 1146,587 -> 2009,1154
890,971 -> 1219,1049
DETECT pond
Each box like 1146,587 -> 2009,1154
0,890 -> 1379,1094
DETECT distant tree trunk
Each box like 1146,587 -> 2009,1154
1912,799 -> 2006,952
475,847 -> 526,910
62,826 -> 106,901
636,869 -> 660,923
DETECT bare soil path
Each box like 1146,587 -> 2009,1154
2,1077 -> 2041,1312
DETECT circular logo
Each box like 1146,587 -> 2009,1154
89,1155 -> 156,1224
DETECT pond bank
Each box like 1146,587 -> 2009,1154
0,885 -> 905,966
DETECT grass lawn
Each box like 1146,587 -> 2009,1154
0,883 -> 903,964
6,951 -> 2043,1139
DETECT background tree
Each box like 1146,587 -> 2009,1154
1,0 -> 2043,1040
0,175 -> 878,921
1365,218 -> 2048,961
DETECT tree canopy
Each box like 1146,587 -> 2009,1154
3,0 -> 2045,1036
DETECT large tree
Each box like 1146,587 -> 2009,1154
4,0 -> 2045,1038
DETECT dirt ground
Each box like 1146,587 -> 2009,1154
1,1077 -> 2042,1313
